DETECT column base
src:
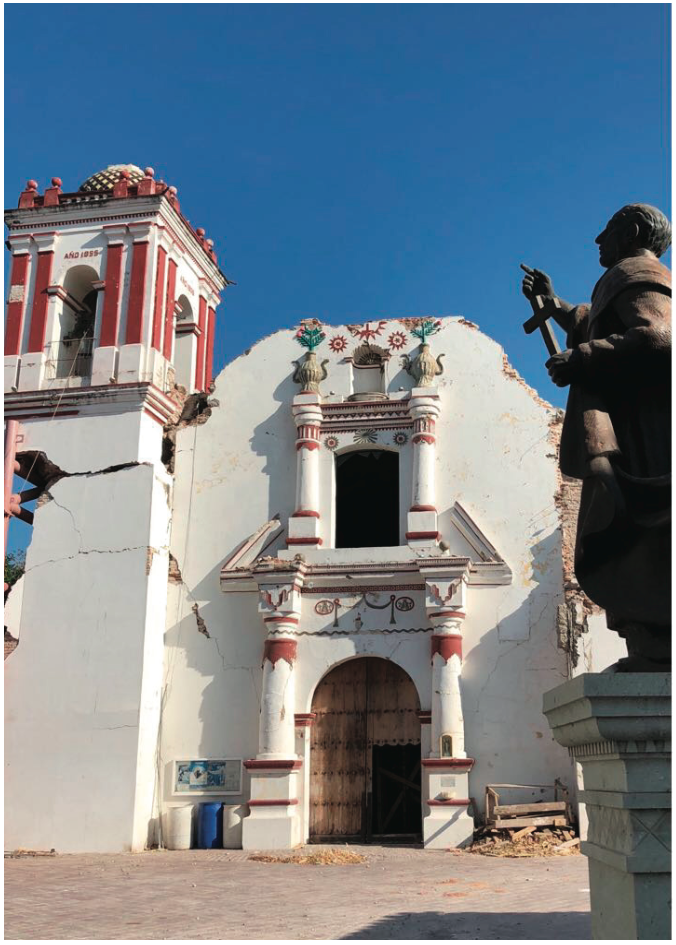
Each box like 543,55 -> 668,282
91,346 -> 118,386
118,343 -> 148,384
423,802 -> 474,849
543,673 -> 671,942
16,351 -> 46,391
4,355 -> 20,392
242,759 -> 302,851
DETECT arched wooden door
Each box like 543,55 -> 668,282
309,657 -> 422,841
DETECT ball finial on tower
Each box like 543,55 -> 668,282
144,167 -> 155,178
51,177 -> 62,188
27,180 -> 38,191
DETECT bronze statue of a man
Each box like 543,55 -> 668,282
521,204 -> 671,671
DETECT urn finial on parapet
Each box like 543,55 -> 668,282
292,319 -> 328,394
401,319 -> 444,387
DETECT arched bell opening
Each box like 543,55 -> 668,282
309,656 -> 422,843
49,264 -> 99,379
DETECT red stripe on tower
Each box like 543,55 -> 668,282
26,251 -> 54,353
125,240 -> 150,345
99,244 -> 124,347
205,305 -> 216,387
163,259 -> 178,362
151,247 -> 167,352
5,254 -> 30,356
195,296 -> 207,390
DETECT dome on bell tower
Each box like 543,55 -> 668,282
79,164 -> 145,193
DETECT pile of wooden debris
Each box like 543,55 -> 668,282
469,824 -> 580,858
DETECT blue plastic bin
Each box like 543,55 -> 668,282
197,802 -> 223,849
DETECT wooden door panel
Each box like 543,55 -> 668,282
310,658 -> 421,840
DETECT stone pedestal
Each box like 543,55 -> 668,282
543,674 -> 671,941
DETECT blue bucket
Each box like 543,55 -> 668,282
197,802 -> 223,849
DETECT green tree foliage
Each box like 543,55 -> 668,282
4,551 -> 26,588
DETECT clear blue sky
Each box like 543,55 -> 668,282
5,4 -> 670,401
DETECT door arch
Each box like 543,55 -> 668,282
309,657 -> 421,841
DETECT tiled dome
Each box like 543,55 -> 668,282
79,164 -> 145,193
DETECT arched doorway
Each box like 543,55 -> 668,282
310,657 -> 421,842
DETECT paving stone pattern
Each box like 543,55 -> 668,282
5,845 -> 591,940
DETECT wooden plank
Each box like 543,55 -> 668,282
554,837 -> 580,852
492,815 -> 568,829
512,824 -> 537,841
493,801 -> 567,816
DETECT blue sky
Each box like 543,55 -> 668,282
4,4 -> 670,552
5,4 -> 670,402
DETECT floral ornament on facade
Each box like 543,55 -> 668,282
328,334 -> 348,354
353,429 -> 378,444
409,317 -> 442,344
295,319 -> 326,351
393,431 -> 409,446
324,435 -> 339,451
347,320 -> 387,341
387,330 -> 407,351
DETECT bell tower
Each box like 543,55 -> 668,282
4,165 -> 228,853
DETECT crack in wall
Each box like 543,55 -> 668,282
191,602 -> 211,639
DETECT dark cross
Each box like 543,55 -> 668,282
523,295 -> 561,356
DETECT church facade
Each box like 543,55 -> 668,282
4,166 -> 622,853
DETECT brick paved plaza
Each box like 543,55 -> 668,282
5,845 -> 590,940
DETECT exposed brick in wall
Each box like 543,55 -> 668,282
549,412 -> 603,668
4,631 -> 18,660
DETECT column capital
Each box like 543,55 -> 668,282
7,235 -> 32,255
103,225 -> 128,245
254,559 -> 306,630
32,232 -> 59,253
291,393 -> 323,429
424,574 -> 468,623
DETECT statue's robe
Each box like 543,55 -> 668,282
560,255 -> 671,626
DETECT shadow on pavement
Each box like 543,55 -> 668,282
341,910 -> 591,940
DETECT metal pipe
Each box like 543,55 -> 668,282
4,419 -> 19,559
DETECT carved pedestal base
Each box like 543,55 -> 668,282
543,674 -> 671,941
241,760 -> 302,851
422,759 -> 474,849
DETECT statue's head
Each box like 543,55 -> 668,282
595,204 -> 671,269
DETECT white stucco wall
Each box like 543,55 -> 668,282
160,317 -> 576,825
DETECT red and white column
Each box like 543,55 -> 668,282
288,394 -> 323,547
92,226 -> 127,386
4,236 -> 31,392
242,571 -> 305,850
18,232 -> 58,392
406,390 -> 441,546
118,223 -> 153,384
422,574 -> 474,849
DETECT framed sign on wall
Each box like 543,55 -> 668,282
173,759 -> 243,795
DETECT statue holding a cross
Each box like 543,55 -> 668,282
520,203 -> 672,672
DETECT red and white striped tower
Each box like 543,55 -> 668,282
3,165 -> 228,855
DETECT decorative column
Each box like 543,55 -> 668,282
92,225 -> 127,386
422,571 -> 475,849
118,222 -> 153,385
18,232 -> 58,392
287,393 -> 323,548
242,561 -> 306,851
4,235 -> 32,392
407,388 -> 441,547
544,674 -> 670,941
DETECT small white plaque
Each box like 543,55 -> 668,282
8,285 -> 24,303
440,776 -> 457,788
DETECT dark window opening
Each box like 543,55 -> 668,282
335,450 -> 399,548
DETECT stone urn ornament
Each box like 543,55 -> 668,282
292,320 -> 328,394
402,318 -> 444,387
